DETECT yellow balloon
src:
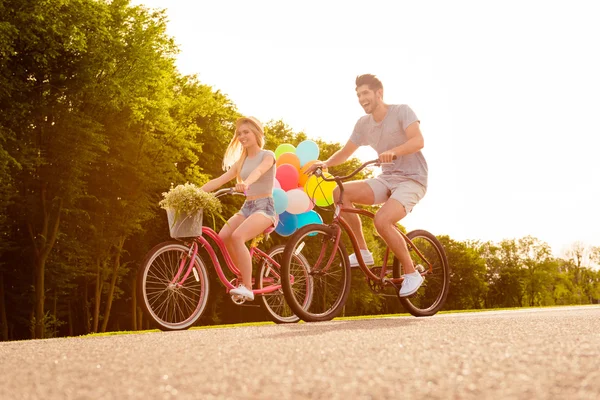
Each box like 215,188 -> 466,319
304,173 -> 336,206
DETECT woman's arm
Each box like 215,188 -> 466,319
235,154 -> 275,192
200,164 -> 238,192
244,155 -> 275,186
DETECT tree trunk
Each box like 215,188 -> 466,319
52,290 -> 58,337
93,258 -> 105,333
0,272 -> 8,341
83,281 -> 90,334
29,187 -> 62,339
101,236 -> 126,333
29,309 -> 35,339
137,307 -> 143,332
131,273 -> 137,331
68,299 -> 73,337
34,257 -> 45,339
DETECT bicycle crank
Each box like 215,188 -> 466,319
231,294 -> 246,305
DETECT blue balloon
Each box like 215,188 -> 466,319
272,188 -> 288,214
297,211 -> 323,237
296,140 -> 320,167
297,210 -> 323,228
275,212 -> 298,237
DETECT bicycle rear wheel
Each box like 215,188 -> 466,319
393,230 -> 449,316
138,240 -> 210,330
256,245 -> 313,324
281,224 -> 351,322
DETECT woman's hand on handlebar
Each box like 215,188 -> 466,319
235,182 -> 248,193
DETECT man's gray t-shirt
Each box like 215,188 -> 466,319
349,104 -> 428,188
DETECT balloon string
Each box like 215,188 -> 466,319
310,177 -> 334,210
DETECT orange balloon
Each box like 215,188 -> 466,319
299,160 -> 318,187
276,152 -> 301,170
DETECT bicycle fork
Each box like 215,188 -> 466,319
170,241 -> 199,286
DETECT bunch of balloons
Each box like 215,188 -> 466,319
271,140 -> 336,237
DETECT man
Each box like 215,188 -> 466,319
307,74 -> 428,297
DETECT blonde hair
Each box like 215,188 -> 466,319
222,117 -> 265,182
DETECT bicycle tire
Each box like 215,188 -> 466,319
138,240 -> 210,330
281,223 -> 351,322
255,244 -> 313,324
393,230 -> 450,316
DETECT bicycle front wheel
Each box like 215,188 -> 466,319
281,224 -> 351,322
393,230 -> 449,316
256,244 -> 313,324
138,241 -> 210,330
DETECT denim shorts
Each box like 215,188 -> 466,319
237,197 -> 277,226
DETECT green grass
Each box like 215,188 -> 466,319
83,304 -> 599,338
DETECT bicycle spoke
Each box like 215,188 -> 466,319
281,226 -> 350,322
140,243 -> 209,330
396,230 -> 449,316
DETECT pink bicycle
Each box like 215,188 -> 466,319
138,188 -> 314,330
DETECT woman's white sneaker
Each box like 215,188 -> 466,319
399,271 -> 424,297
348,249 -> 375,268
230,284 -> 254,301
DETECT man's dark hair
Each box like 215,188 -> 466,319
355,74 -> 383,92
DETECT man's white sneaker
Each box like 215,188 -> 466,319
399,271 -> 424,297
348,250 -> 375,268
230,284 -> 254,301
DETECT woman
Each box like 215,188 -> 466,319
200,116 -> 277,300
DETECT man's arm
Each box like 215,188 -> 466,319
306,140 -> 359,174
379,121 -> 424,162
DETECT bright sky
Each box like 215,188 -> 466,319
133,0 -> 600,259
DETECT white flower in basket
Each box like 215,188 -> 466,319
159,183 -> 223,239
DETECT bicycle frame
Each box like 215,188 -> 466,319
312,161 -> 433,286
169,187 -> 289,296
336,207 -> 431,283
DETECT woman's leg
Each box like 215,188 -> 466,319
218,214 -> 246,267
229,213 -> 272,288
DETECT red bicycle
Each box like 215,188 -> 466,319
138,188 -> 313,330
280,159 -> 450,322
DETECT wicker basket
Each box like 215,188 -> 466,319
166,208 -> 203,238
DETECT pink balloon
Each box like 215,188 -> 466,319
276,164 -> 300,192
286,189 -> 311,214
305,198 -> 315,212
273,178 -> 281,189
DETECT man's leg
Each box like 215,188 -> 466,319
373,199 -> 415,274
332,181 -> 376,250
374,180 -> 427,296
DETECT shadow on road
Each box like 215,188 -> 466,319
266,317 -> 422,339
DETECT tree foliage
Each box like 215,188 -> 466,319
0,0 -> 598,340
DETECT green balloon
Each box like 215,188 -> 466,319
275,144 -> 296,159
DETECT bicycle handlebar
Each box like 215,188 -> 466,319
213,187 -> 245,198
314,156 -> 397,182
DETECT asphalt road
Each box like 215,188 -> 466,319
1,306 -> 599,400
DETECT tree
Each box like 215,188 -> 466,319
439,237 -> 487,310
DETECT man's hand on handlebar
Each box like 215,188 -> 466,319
304,160 -> 328,175
378,151 -> 397,164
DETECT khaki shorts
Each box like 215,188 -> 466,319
365,175 -> 427,213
